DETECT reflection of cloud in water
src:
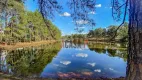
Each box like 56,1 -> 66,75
60,61 -> 71,65
87,63 -> 96,67
108,68 -> 120,73
94,69 -> 101,73
57,72 -> 81,78
53,64 -> 59,67
78,48 -> 83,50
75,48 -> 83,51
76,53 -> 88,58
58,72 -> 69,78
81,71 -> 93,76
109,68 -> 114,71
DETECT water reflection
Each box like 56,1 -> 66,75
0,50 -> 12,74
0,41 -> 127,79
0,43 -> 61,78
41,41 -> 127,79
88,42 -> 127,61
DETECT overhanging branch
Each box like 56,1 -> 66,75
110,0 -> 129,40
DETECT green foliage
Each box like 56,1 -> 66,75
62,23 -> 128,43
93,28 -> 104,38
87,23 -> 128,42
118,22 -> 128,42
107,25 -> 117,38
88,42 -> 127,61
0,1 -> 61,44
72,34 -> 86,39
62,34 -> 86,40
6,43 -> 61,77
87,28 -> 106,38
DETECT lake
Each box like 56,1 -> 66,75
0,41 -> 127,79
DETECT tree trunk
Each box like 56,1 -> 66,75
126,0 -> 142,80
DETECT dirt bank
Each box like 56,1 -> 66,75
0,40 -> 58,50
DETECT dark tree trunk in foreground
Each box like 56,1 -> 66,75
126,0 -> 142,80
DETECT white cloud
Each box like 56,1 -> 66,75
76,48 -> 83,51
76,20 -> 88,25
87,63 -> 96,67
60,61 -> 71,65
60,12 -> 71,17
95,4 -> 102,8
88,11 -> 96,14
76,53 -> 88,58
105,7 -> 112,9
94,69 -> 101,73
53,64 -> 59,67
109,68 -> 114,71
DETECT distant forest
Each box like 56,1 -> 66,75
63,22 -> 128,42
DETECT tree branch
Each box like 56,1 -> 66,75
110,0 -> 129,40
41,13 -> 56,40
116,2 -> 127,11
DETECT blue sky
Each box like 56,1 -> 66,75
25,0 -> 125,36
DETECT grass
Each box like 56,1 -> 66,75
0,40 -> 57,50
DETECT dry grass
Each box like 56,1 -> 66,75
0,40 -> 57,50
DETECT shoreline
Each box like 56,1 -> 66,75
0,40 -> 58,50
0,76 -> 125,80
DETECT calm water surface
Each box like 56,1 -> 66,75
0,42 -> 127,79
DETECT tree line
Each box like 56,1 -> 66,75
62,22 -> 128,42
87,22 -> 128,42
0,0 -> 61,45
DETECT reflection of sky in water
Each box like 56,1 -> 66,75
0,51 -> 12,74
60,61 -> 71,65
76,53 -> 88,58
40,44 -> 127,78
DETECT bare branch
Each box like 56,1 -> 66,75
116,2 -> 127,11
67,0 -> 96,28
38,0 -> 62,19
110,0 -> 129,40
38,0 -> 62,39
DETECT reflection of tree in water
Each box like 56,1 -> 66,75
107,49 -> 116,56
3,43 -> 61,78
0,49 -> 11,73
88,42 -> 127,61
107,49 -> 127,61
90,48 -> 106,54
64,40 -> 84,48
